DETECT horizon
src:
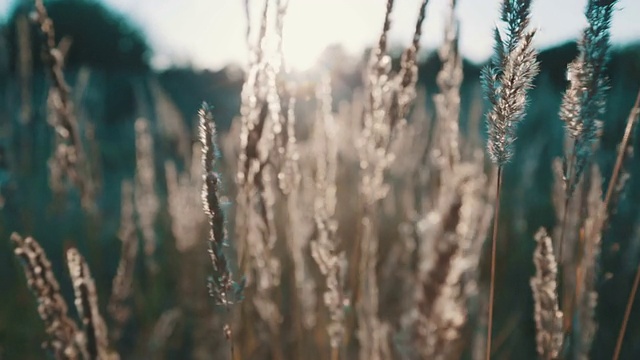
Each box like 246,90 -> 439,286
1,0 -> 639,70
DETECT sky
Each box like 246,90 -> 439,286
1,0 -> 639,70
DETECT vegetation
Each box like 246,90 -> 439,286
1,0 -> 640,359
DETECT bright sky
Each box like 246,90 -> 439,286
1,0 -> 639,70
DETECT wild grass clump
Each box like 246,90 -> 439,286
12,233 -> 118,359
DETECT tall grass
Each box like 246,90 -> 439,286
4,0 -> 640,359
482,1 -> 539,357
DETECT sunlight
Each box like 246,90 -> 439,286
281,1 -> 378,71
282,3 -> 339,71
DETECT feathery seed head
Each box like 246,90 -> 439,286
483,0 -> 538,165
198,102 -> 244,306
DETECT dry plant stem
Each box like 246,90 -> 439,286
557,149 -> 576,334
199,104 -> 243,360
310,77 -> 345,356
557,174 -> 572,262
67,248 -> 113,360
234,0 -> 284,354
569,166 -> 603,359
557,199 -> 571,343
530,228 -> 564,360
604,89 -> 640,209
355,1 -> 398,357
108,180 -> 138,342
17,14 -> 32,124
244,0 -> 251,47
579,93 -> 639,340
134,118 -> 159,273
34,0 -> 92,208
490,313 -> 521,357
331,346 -> 339,360
486,166 -> 503,360
11,233 -> 82,359
613,264 -> 640,360
610,89 -> 640,360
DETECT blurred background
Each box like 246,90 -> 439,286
0,0 -> 639,359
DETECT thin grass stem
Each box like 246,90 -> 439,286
486,165 -> 503,360
603,90 -> 640,210
331,346 -> 339,360
613,264 -> 640,360
558,190 -> 571,262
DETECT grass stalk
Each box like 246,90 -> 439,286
558,143 -> 576,336
331,346 -> 339,360
603,90 -> 640,210
613,264 -> 640,360
557,153 -> 574,262
486,165 -> 503,360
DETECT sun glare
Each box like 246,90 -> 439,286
281,2 -> 373,71
281,3 -> 337,71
